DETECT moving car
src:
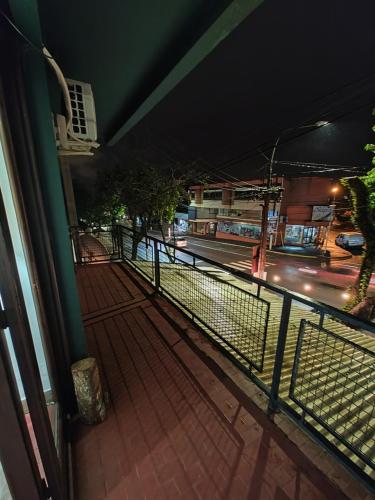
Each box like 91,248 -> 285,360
167,236 -> 188,248
335,232 -> 364,249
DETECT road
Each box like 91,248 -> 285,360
161,235 -> 373,309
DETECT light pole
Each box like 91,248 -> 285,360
257,121 -> 329,279
324,185 -> 339,253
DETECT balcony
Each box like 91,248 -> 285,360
72,258 -> 365,499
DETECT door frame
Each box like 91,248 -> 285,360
0,190 -> 67,499
0,328 -> 44,500
0,27 -> 72,499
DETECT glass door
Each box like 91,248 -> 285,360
0,311 -> 46,500
0,104 -> 67,498
0,187 -> 66,499
303,226 -> 318,245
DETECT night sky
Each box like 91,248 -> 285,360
74,0 -> 375,185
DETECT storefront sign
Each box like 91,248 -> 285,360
312,205 -> 333,221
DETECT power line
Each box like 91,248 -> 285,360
141,121 -> 359,196
141,125 -> 267,191
217,97 -> 375,172
142,93 -> 372,190
213,72 -> 375,162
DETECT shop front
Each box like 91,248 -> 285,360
188,219 -> 217,236
283,224 -> 326,246
216,219 -> 261,242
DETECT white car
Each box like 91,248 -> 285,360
167,236 -> 188,248
335,232 -> 364,249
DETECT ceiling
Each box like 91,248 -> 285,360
37,0 -> 261,144
111,0 -> 375,179
33,0 -> 375,182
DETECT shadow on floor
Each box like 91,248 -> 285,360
73,263 -> 346,500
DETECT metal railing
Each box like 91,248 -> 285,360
290,320 -> 375,468
156,244 -> 270,372
70,226 -> 120,263
74,224 -> 375,486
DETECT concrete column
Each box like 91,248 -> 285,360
195,188 -> 203,204
222,189 -> 232,205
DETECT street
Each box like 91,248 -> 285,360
166,235 -> 373,309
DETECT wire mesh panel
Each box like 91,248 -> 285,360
158,250 -> 270,372
120,230 -> 154,282
290,320 -> 375,468
121,230 -> 133,260
73,229 -> 118,262
94,231 -> 118,255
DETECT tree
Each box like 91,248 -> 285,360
76,168 -> 126,227
121,163 -> 155,258
341,119 -> 375,319
78,155 -> 205,260
121,163 -> 191,259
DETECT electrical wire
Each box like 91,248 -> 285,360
143,104 -> 369,192
141,124 -> 354,197
217,97 -> 375,172
0,9 -> 55,59
211,72 -> 375,166
141,128 -> 266,191
146,125 -> 274,190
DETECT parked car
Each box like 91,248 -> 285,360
335,232 -> 364,249
167,236 -> 188,248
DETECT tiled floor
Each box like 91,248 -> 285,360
73,263 -> 346,500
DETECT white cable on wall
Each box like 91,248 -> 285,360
43,47 -> 73,131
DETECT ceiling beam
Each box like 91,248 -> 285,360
108,0 -> 263,146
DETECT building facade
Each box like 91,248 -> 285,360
189,177 -> 340,246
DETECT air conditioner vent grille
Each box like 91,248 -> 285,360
66,79 -> 97,141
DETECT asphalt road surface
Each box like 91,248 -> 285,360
168,235 -> 373,309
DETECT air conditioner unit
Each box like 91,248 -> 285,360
54,79 -> 99,156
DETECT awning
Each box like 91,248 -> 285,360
188,219 -> 217,223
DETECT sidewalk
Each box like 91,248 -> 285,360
185,233 -> 353,261
271,244 -> 352,261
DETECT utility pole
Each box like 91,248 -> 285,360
257,121 -> 329,279
257,136 -> 281,279
324,186 -> 339,254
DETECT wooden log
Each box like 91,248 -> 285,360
71,357 -> 106,424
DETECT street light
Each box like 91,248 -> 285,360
257,121 -> 330,279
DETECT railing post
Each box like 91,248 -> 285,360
153,240 -> 160,291
268,293 -> 292,413
117,225 -> 124,260
71,227 -> 82,265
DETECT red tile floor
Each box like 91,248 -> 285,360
73,263 -> 346,500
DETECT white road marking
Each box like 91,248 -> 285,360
298,267 -> 318,275
186,236 -> 252,249
227,260 -> 252,271
187,241 -> 250,257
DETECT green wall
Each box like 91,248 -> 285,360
9,0 -> 87,361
